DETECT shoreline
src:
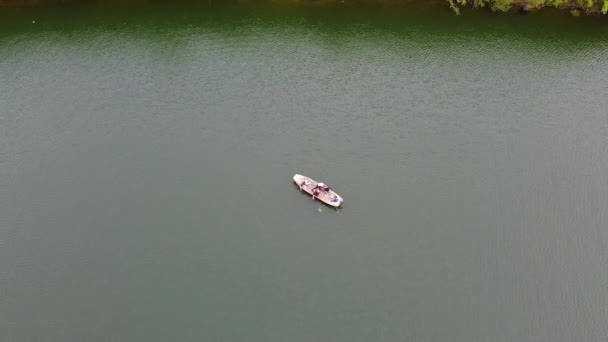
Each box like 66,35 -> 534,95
0,0 -> 606,16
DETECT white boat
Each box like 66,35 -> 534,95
293,174 -> 343,208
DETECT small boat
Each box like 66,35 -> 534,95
293,174 -> 343,208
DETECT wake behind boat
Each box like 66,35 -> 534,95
293,174 -> 343,208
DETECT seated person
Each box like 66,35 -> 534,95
317,182 -> 330,193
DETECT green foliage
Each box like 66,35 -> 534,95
447,0 -> 461,14
551,0 -> 567,8
491,0 -> 512,11
448,0 -> 608,14
1,0 -> 606,15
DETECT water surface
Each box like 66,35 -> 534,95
1,6 -> 607,342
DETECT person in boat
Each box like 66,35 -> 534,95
311,182 -> 329,195
318,183 -> 330,193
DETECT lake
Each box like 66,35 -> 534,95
1,5 -> 607,341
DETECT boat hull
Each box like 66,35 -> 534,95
293,174 -> 343,208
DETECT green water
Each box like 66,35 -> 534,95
1,5 -> 607,342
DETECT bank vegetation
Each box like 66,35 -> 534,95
1,0 -> 607,15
